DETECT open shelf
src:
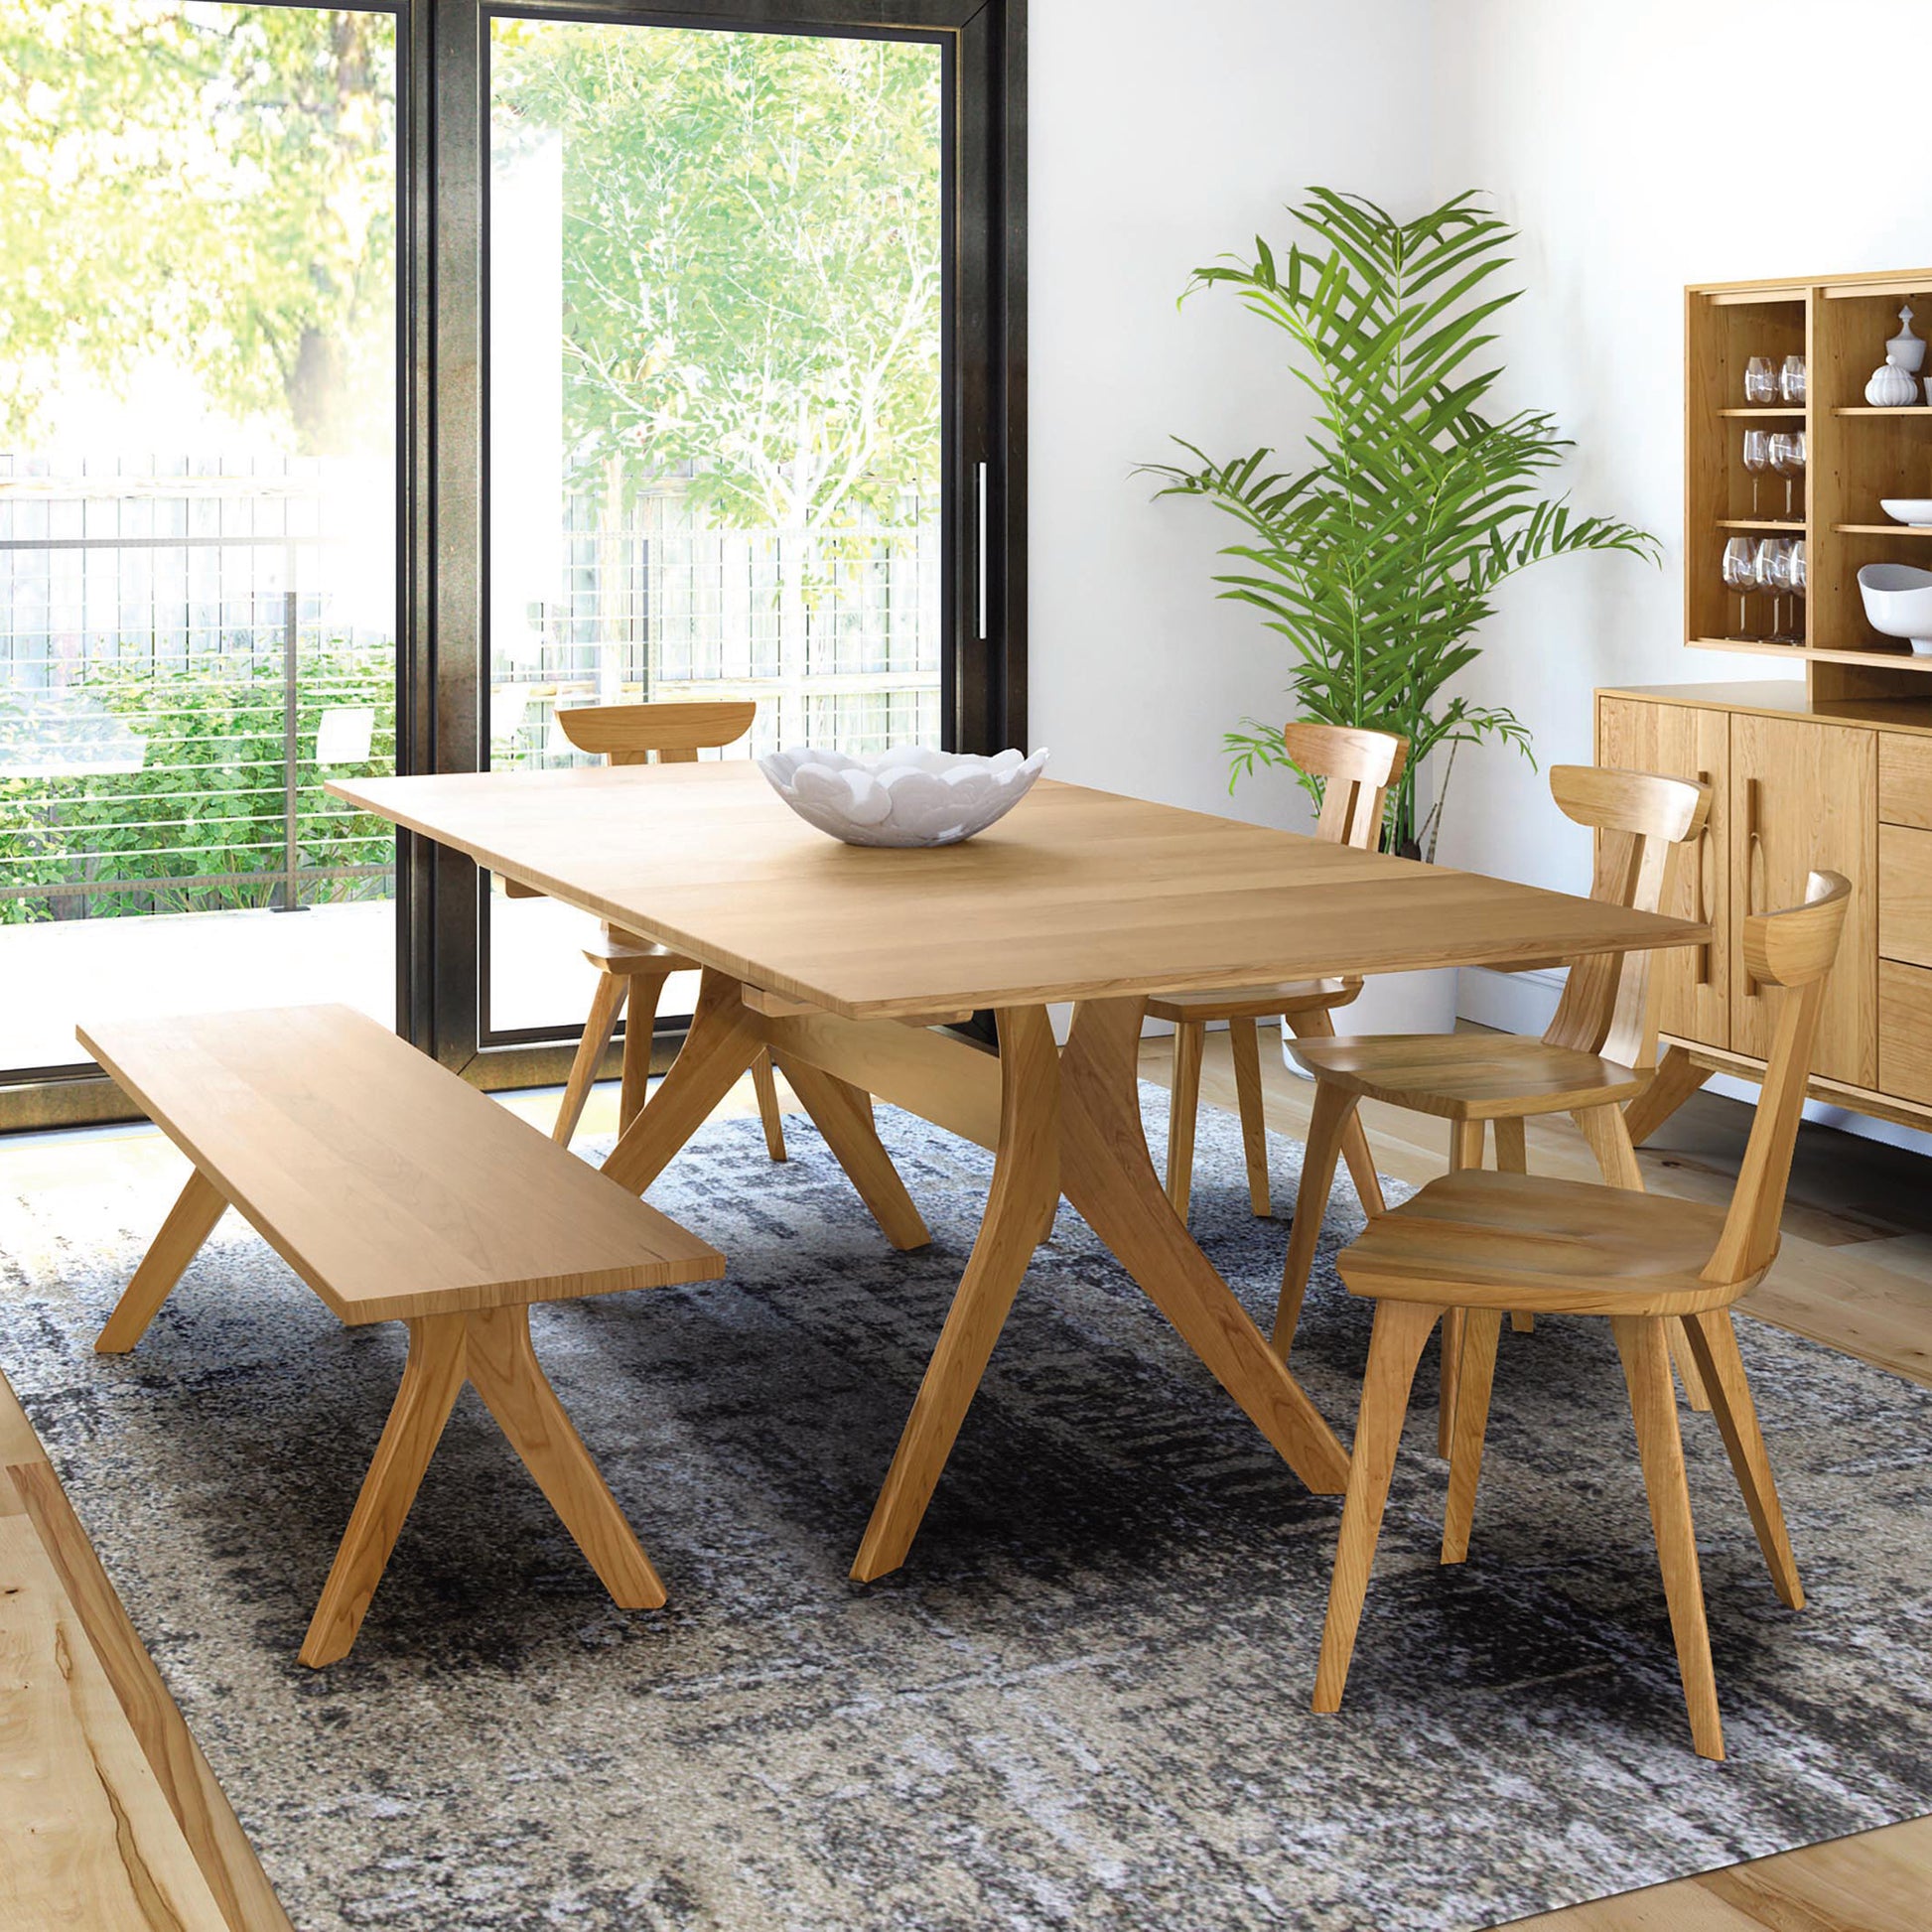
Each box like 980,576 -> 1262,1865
1719,406 -> 1805,418
1691,636 -> 1932,673
1835,522 -> 1932,534
1690,636 -> 1806,656
1834,405 -> 1932,416
1717,517 -> 1804,531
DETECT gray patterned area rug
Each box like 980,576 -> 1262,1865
2,1090 -> 1930,1932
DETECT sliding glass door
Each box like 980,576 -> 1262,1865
0,0 -> 1021,1123
483,14 -> 948,1039
0,2 -> 400,1121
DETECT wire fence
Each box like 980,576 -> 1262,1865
0,457 -> 941,924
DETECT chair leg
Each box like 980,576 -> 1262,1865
1623,1042 -> 1708,1148
1682,1311 -> 1804,1609
751,1052 -> 788,1163
301,1312 -> 469,1668
1289,1009 -> 1384,1215
1165,1021 -> 1204,1223
1577,1102 -> 1710,1413
1441,1308 -> 1503,1564
1439,1121 -> 1486,1456
1611,1314 -> 1725,1760
618,970 -> 672,1136
1492,1117 -> 1535,1333
554,971 -> 627,1146
1227,1015 -> 1272,1217
94,1167 -> 228,1354
1313,1298 -> 1443,1714
1273,1079 -> 1361,1358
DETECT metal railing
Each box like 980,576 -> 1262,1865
1,456 -> 941,925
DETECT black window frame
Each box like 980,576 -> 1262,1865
406,0 -> 1027,1087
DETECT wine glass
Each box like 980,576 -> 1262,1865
1756,537 -> 1793,641
1780,354 -> 1807,405
1723,535 -> 1758,637
1742,429 -> 1772,515
1744,354 -> 1778,404
1789,538 -> 1807,644
1770,430 -> 1807,520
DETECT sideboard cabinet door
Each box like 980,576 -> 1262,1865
1729,714 -> 1877,1084
1596,697 -> 1729,1050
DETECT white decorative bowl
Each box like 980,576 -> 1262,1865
1880,498 -> 1932,526
1858,563 -> 1932,655
759,744 -> 1049,847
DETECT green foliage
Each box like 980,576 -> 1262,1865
491,22 -> 942,532
1143,188 -> 1659,856
0,2 -> 395,454
0,650 -> 396,921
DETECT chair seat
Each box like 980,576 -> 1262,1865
1146,976 -> 1358,1025
1288,1030 -> 1648,1119
1336,1169 -> 1749,1314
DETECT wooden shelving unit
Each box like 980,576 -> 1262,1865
1687,265 -> 1932,704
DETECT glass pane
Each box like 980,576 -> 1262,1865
484,20 -> 943,1037
0,4 -> 399,1077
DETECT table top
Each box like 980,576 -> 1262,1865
331,763 -> 1710,1022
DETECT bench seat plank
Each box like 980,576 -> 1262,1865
77,1005 -> 724,1325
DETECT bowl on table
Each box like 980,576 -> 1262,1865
759,744 -> 1050,847
1879,498 -> 1932,527
1858,562 -> 1932,655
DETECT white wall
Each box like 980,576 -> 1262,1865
1028,0 -> 1438,827
1429,0 -> 1932,901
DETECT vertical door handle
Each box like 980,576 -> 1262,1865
1743,774 -> 1765,993
975,461 -> 990,642
1694,766 -> 1714,987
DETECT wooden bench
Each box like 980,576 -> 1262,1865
78,1005 -> 724,1668
2,1365 -> 293,1930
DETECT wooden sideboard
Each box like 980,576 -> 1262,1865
1597,680 -> 1932,1136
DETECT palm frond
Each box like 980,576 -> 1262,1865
1152,186 -> 1658,847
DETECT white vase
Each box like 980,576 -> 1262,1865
1279,965 -> 1459,1075
1865,361 -> 1920,407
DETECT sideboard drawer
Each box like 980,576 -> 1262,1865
1880,960 -> 1932,1105
1879,823 -> 1932,967
1879,734 -> 1932,829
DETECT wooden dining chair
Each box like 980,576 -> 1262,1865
1274,766 -> 1713,1449
545,699 -> 787,1160
1310,872 -> 1848,1760
1149,723 -> 1408,1225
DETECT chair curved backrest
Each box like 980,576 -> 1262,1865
555,699 -> 758,766
1282,723 -> 1409,851
1702,872 -> 1851,1288
1542,765 -> 1713,1066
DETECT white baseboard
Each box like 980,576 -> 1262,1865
1456,967 -> 1932,1162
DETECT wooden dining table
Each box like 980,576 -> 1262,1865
330,761 -> 1708,1582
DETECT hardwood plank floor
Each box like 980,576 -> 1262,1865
1138,1027 -> 1932,1930
4,1036 -> 1926,1929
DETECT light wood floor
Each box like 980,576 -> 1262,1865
3,1036 -> 1927,1930
1136,1029 -> 1932,1932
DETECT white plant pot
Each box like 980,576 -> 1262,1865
1279,966 -> 1459,1075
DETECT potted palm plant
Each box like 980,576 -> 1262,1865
1144,188 -> 1658,1029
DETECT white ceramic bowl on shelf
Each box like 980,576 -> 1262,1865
1879,498 -> 1932,526
759,744 -> 1049,847
1858,563 -> 1932,655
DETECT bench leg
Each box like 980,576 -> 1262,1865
94,1168 -> 228,1355
302,1312 -> 468,1668
302,1307 -> 664,1668
464,1306 -> 665,1612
